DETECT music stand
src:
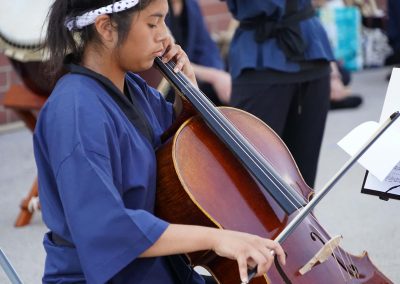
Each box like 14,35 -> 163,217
361,169 -> 400,201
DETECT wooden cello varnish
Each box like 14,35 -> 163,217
154,58 -> 392,283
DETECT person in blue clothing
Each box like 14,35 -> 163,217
34,0 -> 286,283
385,0 -> 400,66
166,0 -> 231,105
224,0 -> 335,188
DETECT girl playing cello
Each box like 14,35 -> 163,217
34,0 -> 285,283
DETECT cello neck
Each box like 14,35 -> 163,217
154,57 -> 305,214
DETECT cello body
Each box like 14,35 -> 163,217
155,107 -> 392,284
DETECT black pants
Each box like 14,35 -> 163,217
230,74 -> 330,188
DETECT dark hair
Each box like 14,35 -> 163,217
45,0 -> 155,77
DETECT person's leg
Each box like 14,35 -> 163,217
337,62 -> 351,86
281,75 -> 330,188
230,73 -> 295,136
330,62 -> 362,110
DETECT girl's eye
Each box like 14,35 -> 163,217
148,24 -> 157,28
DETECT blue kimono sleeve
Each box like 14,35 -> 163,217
55,143 -> 168,284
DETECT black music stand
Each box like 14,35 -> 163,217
361,170 -> 400,201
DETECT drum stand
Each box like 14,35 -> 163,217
3,84 -> 46,227
1,66 -> 169,227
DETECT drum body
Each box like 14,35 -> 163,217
0,0 -> 167,96
0,0 -> 53,96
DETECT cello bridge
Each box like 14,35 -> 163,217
299,235 -> 342,275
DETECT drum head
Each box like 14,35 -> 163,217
0,0 -> 53,61
0,0 -> 52,47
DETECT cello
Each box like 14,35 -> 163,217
154,57 -> 394,283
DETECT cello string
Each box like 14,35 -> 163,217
162,61 -> 355,279
341,245 -> 359,280
161,60 -> 354,280
162,61 -> 303,212
163,61 -> 303,209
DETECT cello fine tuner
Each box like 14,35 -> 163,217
299,235 -> 343,275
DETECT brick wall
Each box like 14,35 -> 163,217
0,54 -> 20,125
198,0 -> 232,33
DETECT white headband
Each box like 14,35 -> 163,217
65,0 -> 139,31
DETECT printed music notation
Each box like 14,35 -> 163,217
364,165 -> 400,196
385,165 -> 400,184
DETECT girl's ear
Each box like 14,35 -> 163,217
94,14 -> 117,45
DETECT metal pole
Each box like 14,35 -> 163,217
276,111 -> 400,243
0,248 -> 23,284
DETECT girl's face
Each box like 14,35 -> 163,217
114,0 -> 169,72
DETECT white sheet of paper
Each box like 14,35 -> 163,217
337,68 -> 400,181
338,120 -> 400,181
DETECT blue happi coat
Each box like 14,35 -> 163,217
34,65 -> 204,284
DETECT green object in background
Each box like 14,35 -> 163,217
319,6 -> 363,71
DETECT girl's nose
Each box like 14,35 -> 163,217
156,22 -> 169,42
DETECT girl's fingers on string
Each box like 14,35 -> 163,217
162,43 -> 181,64
237,256 -> 249,284
174,54 -> 188,73
250,251 -> 269,277
267,241 -> 286,265
255,248 -> 275,277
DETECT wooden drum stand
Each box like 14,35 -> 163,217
0,0 -> 53,226
3,83 -> 46,227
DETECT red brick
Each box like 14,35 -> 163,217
0,72 -> 7,88
0,108 -> 7,125
10,70 -> 21,85
199,0 -> 215,5
0,54 -> 11,66
200,3 -> 229,16
6,109 -> 20,123
198,0 -> 232,34
205,14 -> 232,32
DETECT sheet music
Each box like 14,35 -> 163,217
364,165 -> 400,195
385,165 -> 400,183
337,120 -> 400,181
338,67 -> 400,197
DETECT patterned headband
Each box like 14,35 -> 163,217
65,0 -> 139,31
